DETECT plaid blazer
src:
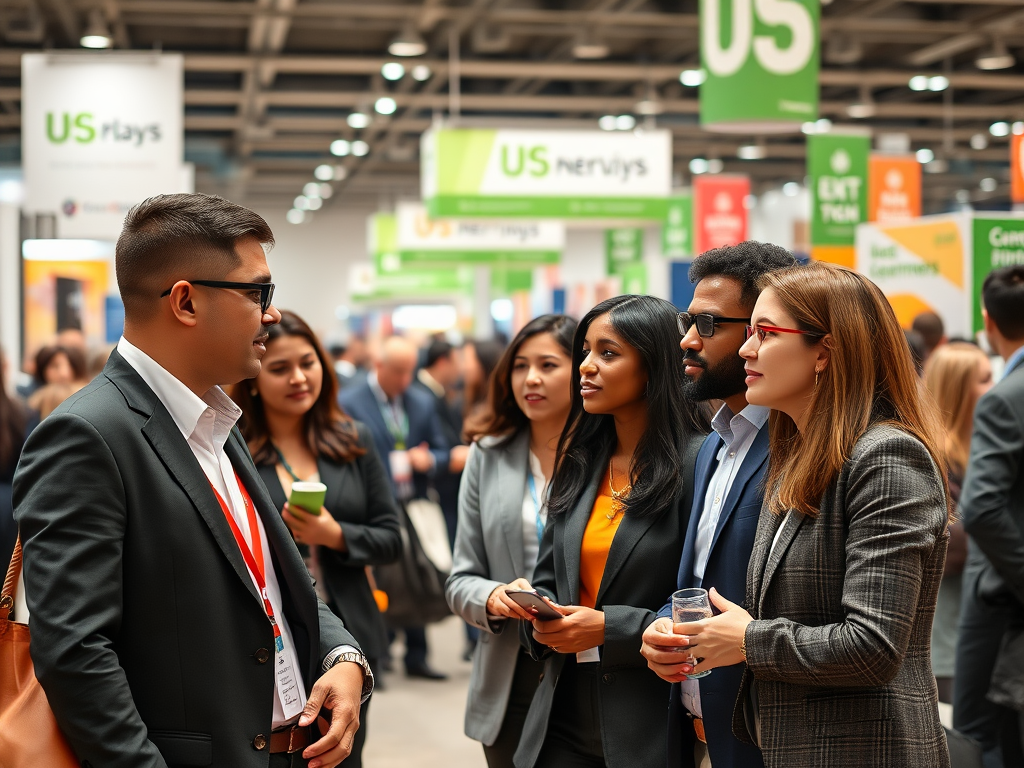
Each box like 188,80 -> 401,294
732,424 -> 951,768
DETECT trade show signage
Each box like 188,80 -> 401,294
699,0 -> 819,132
22,53 -> 184,239
421,128 -> 672,219
350,260 -> 475,300
1011,134 -> 1024,204
972,216 -> 1024,332
662,194 -> 693,258
867,155 -> 921,223
693,175 -> 749,254
618,263 -> 648,295
605,228 -> 644,276
810,132 -> 869,267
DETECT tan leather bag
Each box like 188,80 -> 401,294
0,537 -> 78,768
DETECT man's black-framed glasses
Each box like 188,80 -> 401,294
160,280 -> 276,314
677,312 -> 751,338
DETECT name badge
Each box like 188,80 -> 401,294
276,649 -> 304,720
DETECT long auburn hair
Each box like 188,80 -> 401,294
463,314 -> 577,444
923,342 -> 989,475
548,295 -> 710,521
232,310 -> 365,465
758,263 -> 946,517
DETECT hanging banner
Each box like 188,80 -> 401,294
1011,134 -> 1024,204
810,132 -> 870,267
868,155 -> 921,223
421,128 -> 672,219
605,228 -> 644,277
350,261 -> 475,301
693,175 -> 749,254
699,0 -> 819,132
618,263 -> 649,295
972,216 -> 1024,332
662,194 -> 693,258
22,52 -> 184,239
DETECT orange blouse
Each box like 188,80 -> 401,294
578,469 -> 626,609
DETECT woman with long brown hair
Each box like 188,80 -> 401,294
673,263 -> 950,768
232,310 -> 401,768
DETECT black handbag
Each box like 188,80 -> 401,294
988,627 -> 1024,711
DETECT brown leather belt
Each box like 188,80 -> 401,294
269,724 -> 312,754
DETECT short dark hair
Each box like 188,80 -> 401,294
689,241 -> 798,308
116,193 -> 274,319
911,311 -> 945,352
983,265 -> 1024,340
34,344 -> 86,386
425,339 -> 454,369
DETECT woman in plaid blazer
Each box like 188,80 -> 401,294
673,263 -> 950,768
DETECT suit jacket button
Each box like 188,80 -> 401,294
254,648 -> 270,664
253,734 -> 267,750
602,673 -> 614,684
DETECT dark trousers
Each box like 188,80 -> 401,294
403,625 -> 428,668
954,566 -> 1024,768
483,651 -> 545,768
534,658 -> 606,768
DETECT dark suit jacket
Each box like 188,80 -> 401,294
13,351 -> 357,768
339,379 -> 449,500
662,426 -> 768,768
733,425 -> 950,768
256,423 -> 402,662
515,434 -> 704,768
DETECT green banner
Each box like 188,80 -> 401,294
491,267 -> 534,295
809,133 -> 870,248
662,194 -> 693,258
700,0 -> 819,131
428,195 -> 669,220
606,228 -> 644,276
619,263 -> 648,295
972,217 -> 1024,332
353,266 -> 475,300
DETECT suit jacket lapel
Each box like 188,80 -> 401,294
596,495 -> 666,605
708,427 -> 769,556
748,508 -> 780,614
318,458 -> 344,514
756,510 -> 805,615
563,474 -> 602,606
678,435 -> 719,589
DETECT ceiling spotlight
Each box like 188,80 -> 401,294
801,122 -> 816,135
915,148 -> 935,164
707,159 -> 724,174
615,114 -> 636,131
333,166 -> 348,181
635,86 -> 663,116
970,133 -> 989,150
286,209 -> 306,225
330,139 -> 351,156
990,121 -> 1011,137
737,144 -> 766,160
955,189 -> 971,204
80,9 -> 113,48
347,112 -> 370,129
847,86 -> 876,119
303,182 -> 322,198
908,75 -> 929,92
1015,121 -> 1024,135
976,40 -> 1015,71
980,177 -> 999,192
306,196 -> 323,211
381,62 -> 405,81
680,69 -> 706,87
783,182 -> 800,197
318,184 -> 334,199
351,140 -> 370,157
389,24 -> 427,57
598,115 -> 617,131
928,76 -> 949,92
375,97 -> 398,115
411,65 -> 432,82
689,158 -> 709,175
314,164 -> 335,181
573,29 -> 609,60
294,196 -> 312,211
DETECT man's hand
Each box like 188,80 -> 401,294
531,605 -> 605,654
407,442 -> 435,473
641,617 -> 692,682
449,444 -> 471,473
298,662 -> 364,768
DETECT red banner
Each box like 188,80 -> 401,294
693,175 -> 749,255
1012,134 -> 1024,204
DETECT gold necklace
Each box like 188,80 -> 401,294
607,458 -> 632,520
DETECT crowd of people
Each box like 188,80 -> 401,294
2,191 -> 1024,768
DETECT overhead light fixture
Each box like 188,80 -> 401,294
286,209 -> 306,225
847,86 -> 876,119
306,196 -> 323,211
980,177 -> 998,192
318,184 -> 334,199
598,115 -> 617,131
689,158 -> 709,175
955,189 -> 971,204
351,140 -> 370,157
411,65 -> 432,82
294,195 -> 312,211
707,159 -> 724,174
737,144 -> 766,160
615,114 -> 636,131
970,133 -> 989,150
908,75 -> 929,92
782,182 -> 801,197
573,29 -> 609,60
330,139 -> 351,156
80,9 -> 113,49
976,40 -> 1015,71
303,182 -> 322,198
388,24 -> 427,57
375,96 -> 398,115
635,85 -> 663,116
314,164 -> 335,181
679,69 -> 706,87
915,148 -> 935,164
381,62 -> 405,81
347,112 -> 370,129
1014,121 -> 1024,135
990,121 -> 1011,137
928,76 -> 949,92
800,118 -> 832,135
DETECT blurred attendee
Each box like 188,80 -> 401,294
55,327 -> 87,353
506,295 -> 708,768
233,310 -> 401,768
913,311 -> 947,360
642,241 -> 797,768
462,339 -> 504,434
446,314 -> 576,768
923,342 -> 992,704
33,344 -> 86,388
681,263 -> 950,768
332,336 -> 370,390
955,264 -> 1024,768
340,336 -> 451,680
1,349 -> 29,570
905,328 -> 928,376
27,383 -> 78,420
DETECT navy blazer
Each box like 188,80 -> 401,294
662,425 -> 769,768
339,379 -> 449,499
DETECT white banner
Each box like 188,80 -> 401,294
22,52 -> 184,239
395,203 -> 564,251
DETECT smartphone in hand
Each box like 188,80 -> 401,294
507,590 -> 565,620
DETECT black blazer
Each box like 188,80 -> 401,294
13,351 -> 357,768
515,433 -> 704,768
256,423 -> 402,661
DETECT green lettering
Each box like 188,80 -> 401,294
529,146 -> 549,177
74,112 -> 95,143
46,112 -> 70,144
501,145 -> 524,177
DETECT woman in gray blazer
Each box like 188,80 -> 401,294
675,263 -> 950,768
446,314 -> 577,768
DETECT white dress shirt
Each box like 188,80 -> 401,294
521,451 -> 549,577
117,337 -> 307,727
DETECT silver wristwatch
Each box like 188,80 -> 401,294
323,648 -> 374,703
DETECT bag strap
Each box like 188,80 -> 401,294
1,535 -> 21,629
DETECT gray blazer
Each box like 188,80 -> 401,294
733,424 -> 950,768
445,431 -> 535,746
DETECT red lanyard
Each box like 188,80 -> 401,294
209,473 -> 283,650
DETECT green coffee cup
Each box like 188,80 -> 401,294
288,481 -> 326,515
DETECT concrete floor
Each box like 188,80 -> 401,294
362,616 -> 487,768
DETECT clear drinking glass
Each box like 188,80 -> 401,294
671,587 -> 712,678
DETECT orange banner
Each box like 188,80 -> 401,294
868,155 -> 921,223
1011,134 -> 1024,203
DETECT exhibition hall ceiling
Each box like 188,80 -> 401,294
1,0 -> 1023,212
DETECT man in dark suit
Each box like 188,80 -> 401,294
642,241 -> 796,768
13,193 -> 371,768
339,336 -> 451,680
955,264 -> 1024,768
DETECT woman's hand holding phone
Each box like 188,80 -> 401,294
486,578 -> 539,620
531,605 -> 606,654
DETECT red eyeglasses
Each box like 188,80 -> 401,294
745,324 -> 825,344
